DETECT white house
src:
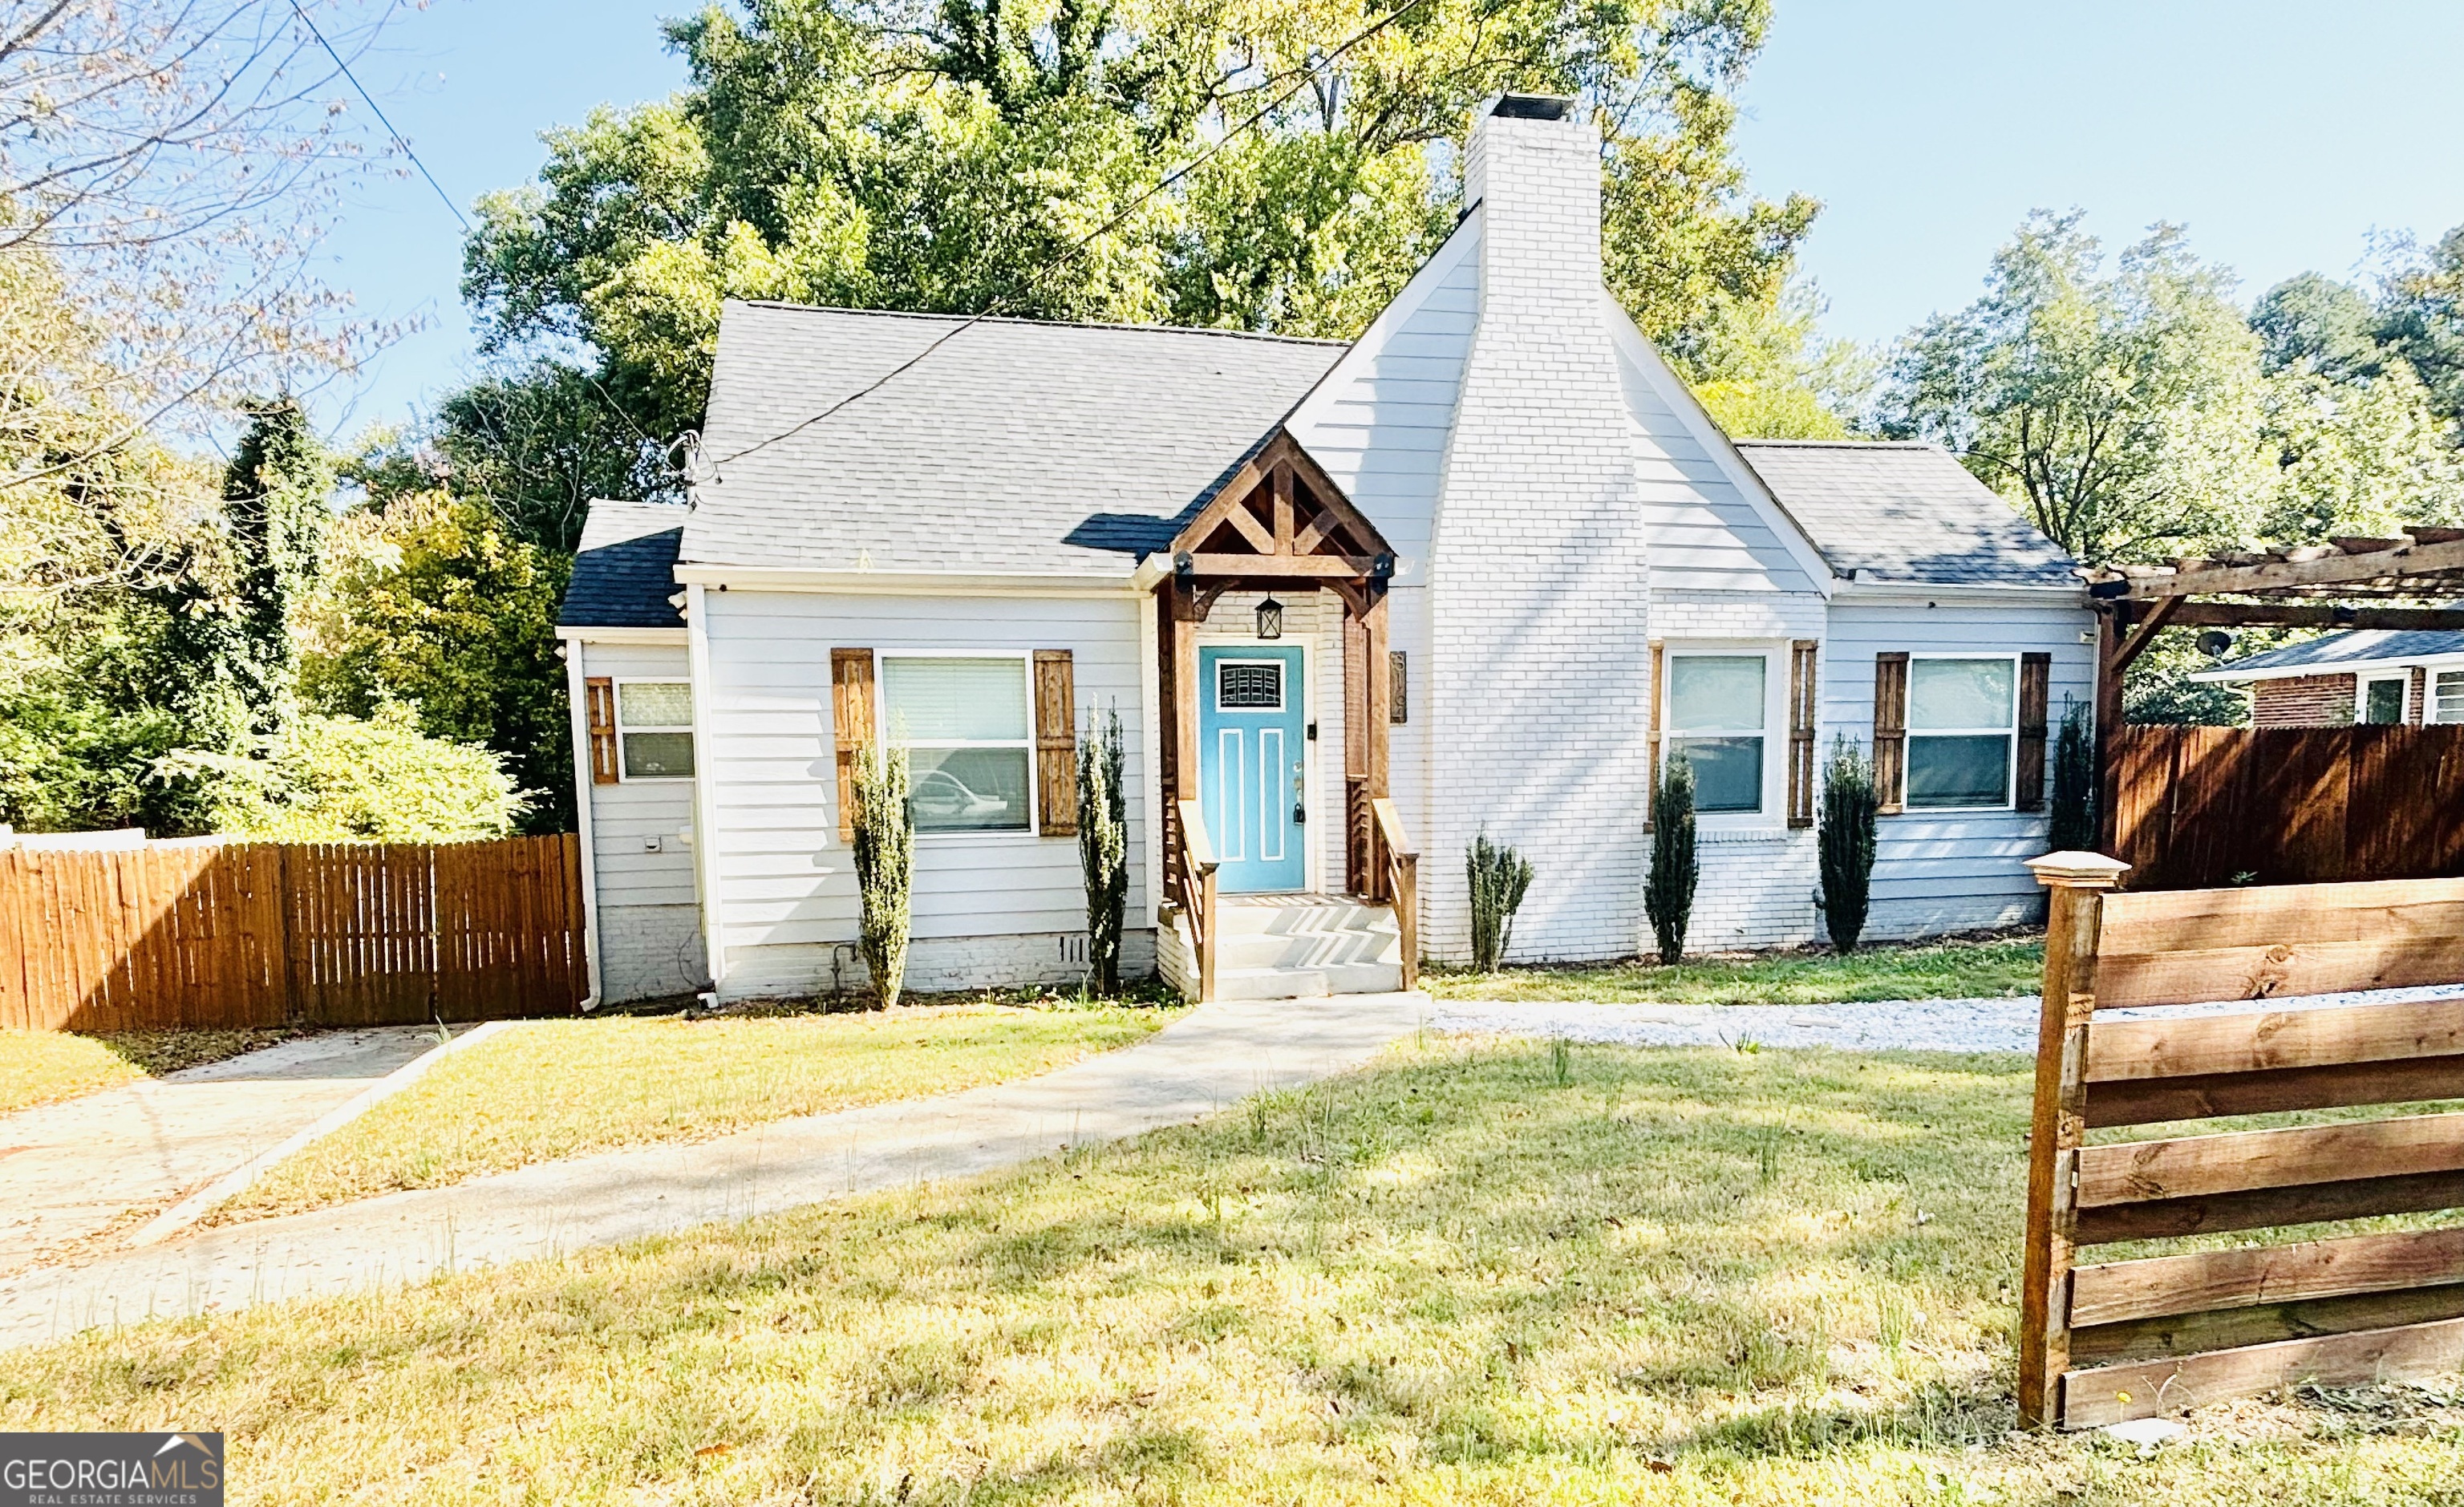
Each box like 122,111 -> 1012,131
553,95 -> 2095,1008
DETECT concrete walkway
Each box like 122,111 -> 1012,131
0,1028 -> 443,1277
0,993 -> 1429,1350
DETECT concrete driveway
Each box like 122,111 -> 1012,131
0,1027 -> 442,1274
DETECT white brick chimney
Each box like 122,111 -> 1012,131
1423,95 -> 1653,962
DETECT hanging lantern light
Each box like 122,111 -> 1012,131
1255,597 -> 1284,640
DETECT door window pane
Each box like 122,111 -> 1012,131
1668,656 -> 1766,731
1907,735 -> 2011,808
1910,658 -> 2015,729
881,658 -> 1030,741
908,747 -> 1031,832
622,731 -> 695,779
2363,677 -> 2406,724
1675,738 -> 1764,813
2437,670 -> 2464,725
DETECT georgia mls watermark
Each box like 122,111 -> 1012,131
1,1433 -> 222,1507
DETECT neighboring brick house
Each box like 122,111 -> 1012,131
556,94 -> 2093,1007
2190,630 -> 2464,728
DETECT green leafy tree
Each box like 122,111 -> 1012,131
300,491 -> 576,833
154,706 -> 527,843
1880,211 -> 2272,565
2251,272 -> 2389,381
2377,224 -> 2464,426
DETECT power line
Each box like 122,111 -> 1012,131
288,0 -> 470,233
705,0 -> 1437,472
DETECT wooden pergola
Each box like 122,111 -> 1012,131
1151,429 -> 1417,1000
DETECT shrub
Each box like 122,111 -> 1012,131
1076,706 -> 1129,995
1465,829 -> 1534,972
1815,735 -> 1879,952
849,742 -> 914,1010
152,706 -> 527,841
2049,697 -> 2098,852
1644,755 -> 1698,965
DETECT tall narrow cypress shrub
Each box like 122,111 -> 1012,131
1816,735 -> 1879,952
2049,698 -> 2098,853
849,742 -> 913,1010
1466,829 -> 1534,972
1644,755 -> 1698,965
1077,705 -> 1129,994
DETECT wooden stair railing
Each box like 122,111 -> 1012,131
1173,798 -> 1220,1002
1370,797 -> 1418,991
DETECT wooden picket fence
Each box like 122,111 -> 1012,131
2109,723 -> 2464,890
2021,858 -> 2464,1428
0,835 -> 586,1032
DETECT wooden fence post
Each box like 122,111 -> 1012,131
2020,849 -> 2131,1428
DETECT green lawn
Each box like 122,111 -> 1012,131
13,1038 -> 2460,1505
213,1003 -> 1173,1223
0,1027 -> 306,1115
1428,934 -> 2045,1005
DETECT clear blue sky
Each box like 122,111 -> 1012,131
317,0 -> 2464,438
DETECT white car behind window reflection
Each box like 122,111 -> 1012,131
913,768 -> 1011,820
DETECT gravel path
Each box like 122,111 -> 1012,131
1433,983 -> 2464,1053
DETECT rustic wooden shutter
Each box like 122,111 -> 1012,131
1787,640 -> 1819,828
585,677 -> 619,786
1033,650 -> 1078,835
1645,639 -> 1665,833
2016,651 -> 2052,812
832,649 -> 876,843
1874,651 -> 1910,816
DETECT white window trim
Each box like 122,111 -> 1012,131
2357,672 -> 2412,726
873,650 -> 1041,841
1661,643 -> 1786,830
612,677 -> 695,784
2433,668 -> 2464,726
1904,651 -> 2020,814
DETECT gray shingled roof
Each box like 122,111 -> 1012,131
2197,629 -> 2464,679
560,500 -> 688,628
1732,440 -> 2081,587
686,302 -> 1343,576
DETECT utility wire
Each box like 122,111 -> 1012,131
289,0 -> 471,232
704,0 -> 1437,473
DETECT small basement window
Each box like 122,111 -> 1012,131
2361,674 -> 2409,724
2436,670 -> 2464,725
1907,656 -> 2016,810
880,655 -> 1035,834
616,681 -> 695,780
1666,654 -> 1767,814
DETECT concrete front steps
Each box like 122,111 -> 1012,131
1161,894 -> 1406,1001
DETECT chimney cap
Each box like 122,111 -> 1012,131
1490,93 -> 1576,121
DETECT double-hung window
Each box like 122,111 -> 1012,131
879,655 -> 1035,834
615,681 -> 695,780
1906,656 -> 2016,810
2434,670 -> 2464,725
1665,653 -> 1769,814
2360,674 -> 2409,725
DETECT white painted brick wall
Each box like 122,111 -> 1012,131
1424,103 -> 1655,965
1676,832 -> 1820,952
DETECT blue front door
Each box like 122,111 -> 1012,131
1198,646 -> 1307,893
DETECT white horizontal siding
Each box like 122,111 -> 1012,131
1617,343 -> 1818,596
699,589 -> 1147,999
572,639 -> 706,1002
1822,598 -> 2097,938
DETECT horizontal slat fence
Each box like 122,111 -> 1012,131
2021,860 -> 2464,1429
0,835 -> 585,1031
2111,724 -> 2464,890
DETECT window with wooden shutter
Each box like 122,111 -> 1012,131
2016,652 -> 2051,812
585,677 -> 619,786
1873,652 -> 1909,815
831,649 -> 876,842
1787,640 -> 1819,828
1644,639 -> 1665,832
1033,650 -> 1078,835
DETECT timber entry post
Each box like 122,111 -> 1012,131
2020,850 -> 2131,1428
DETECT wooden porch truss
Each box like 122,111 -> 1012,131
1154,429 -> 1416,999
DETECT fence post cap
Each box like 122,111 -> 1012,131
2027,851 -> 2131,889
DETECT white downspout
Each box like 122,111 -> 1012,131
685,583 -> 727,995
562,640 -> 603,1011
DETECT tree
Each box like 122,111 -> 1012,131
1076,705 -> 1129,995
2377,224 -> 2464,426
1814,736 -> 1876,953
155,706 -> 527,843
1880,212 -> 2273,565
1643,756 -> 1696,965
849,741 -> 914,1010
2251,272 -> 2388,381
301,490 -> 576,833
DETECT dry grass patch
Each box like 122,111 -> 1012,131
10,1039 -> 2462,1504
1429,934 -> 2045,1006
213,1003 -> 1170,1222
